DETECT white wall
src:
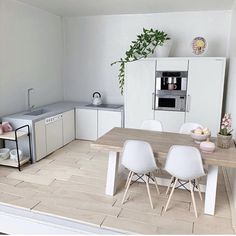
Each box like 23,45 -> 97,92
225,0 -> 236,209
0,0 -> 63,117
63,11 -> 231,104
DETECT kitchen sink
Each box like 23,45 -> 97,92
86,104 -> 122,109
24,109 -> 51,116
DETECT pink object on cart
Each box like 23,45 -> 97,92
2,122 -> 13,133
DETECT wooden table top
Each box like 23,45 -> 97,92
91,127 -> 236,168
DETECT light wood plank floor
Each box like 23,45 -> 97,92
0,140 -> 234,234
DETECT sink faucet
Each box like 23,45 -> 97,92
27,88 -> 35,111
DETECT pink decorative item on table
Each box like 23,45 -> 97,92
200,138 -> 216,153
2,122 -> 13,133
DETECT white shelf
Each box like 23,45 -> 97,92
0,156 -> 30,168
0,131 -> 28,141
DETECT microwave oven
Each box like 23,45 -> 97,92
155,93 -> 186,112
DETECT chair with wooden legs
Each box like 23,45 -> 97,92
164,145 -> 206,217
165,122 -> 205,196
121,140 -> 160,209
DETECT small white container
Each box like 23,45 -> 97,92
10,149 -> 23,161
0,148 -> 10,160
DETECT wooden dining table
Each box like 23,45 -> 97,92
91,127 -> 236,216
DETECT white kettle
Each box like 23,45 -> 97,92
92,92 -> 102,106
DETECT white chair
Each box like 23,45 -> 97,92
164,145 -> 206,218
140,120 -> 163,132
179,122 -> 203,134
121,140 -> 160,209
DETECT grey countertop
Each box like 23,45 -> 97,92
3,101 -> 123,122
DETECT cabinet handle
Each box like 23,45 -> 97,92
152,93 -> 155,110
187,95 -> 191,112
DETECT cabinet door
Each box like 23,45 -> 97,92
98,110 -> 122,138
156,59 -> 188,71
76,109 -> 98,141
46,119 -> 63,155
155,110 -> 185,133
63,110 -> 75,145
186,58 -> 226,136
125,60 -> 156,128
34,120 -> 46,161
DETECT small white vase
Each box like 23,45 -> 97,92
153,40 -> 172,57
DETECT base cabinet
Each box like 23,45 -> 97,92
155,111 -> 185,133
98,110 -> 122,138
76,108 -> 123,141
34,110 -> 75,161
76,109 -> 98,141
63,110 -> 75,145
35,120 -> 47,161
46,118 -> 63,155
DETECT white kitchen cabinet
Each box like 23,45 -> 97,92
98,110 -> 122,138
76,108 -> 123,141
186,58 -> 226,136
156,59 -> 188,71
34,119 -> 46,161
46,118 -> 63,155
125,60 -> 156,128
76,109 -> 98,140
155,110 -> 185,133
62,110 -> 75,145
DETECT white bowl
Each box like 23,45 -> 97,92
190,130 -> 211,144
10,149 -> 23,161
0,148 -> 10,160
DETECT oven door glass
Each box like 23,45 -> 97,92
158,97 -> 176,108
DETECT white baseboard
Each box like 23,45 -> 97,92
0,203 -> 123,235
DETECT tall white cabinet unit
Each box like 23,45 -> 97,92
154,111 -> 185,133
125,57 -> 226,135
186,58 -> 226,136
125,60 -> 156,128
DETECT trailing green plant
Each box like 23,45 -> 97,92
111,28 -> 170,94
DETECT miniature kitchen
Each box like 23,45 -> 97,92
0,0 -> 236,234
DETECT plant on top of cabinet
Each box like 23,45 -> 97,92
111,28 -> 170,95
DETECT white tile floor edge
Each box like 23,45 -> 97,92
222,167 -> 236,233
0,203 -> 124,235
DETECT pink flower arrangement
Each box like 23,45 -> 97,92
219,113 -> 233,136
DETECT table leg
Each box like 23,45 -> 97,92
105,151 -> 119,196
204,165 -> 218,215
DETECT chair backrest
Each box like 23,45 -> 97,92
179,122 -> 203,134
165,145 -> 205,180
122,140 -> 157,174
141,120 -> 163,132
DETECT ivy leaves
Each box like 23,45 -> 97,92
111,28 -> 170,95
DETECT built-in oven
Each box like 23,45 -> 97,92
155,91 -> 186,111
